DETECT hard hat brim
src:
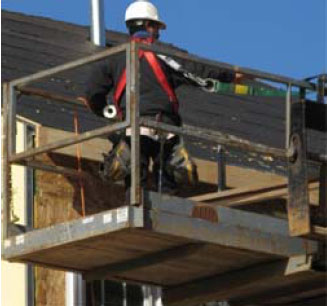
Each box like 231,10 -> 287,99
126,18 -> 166,30
156,20 -> 166,30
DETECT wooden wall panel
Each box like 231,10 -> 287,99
33,126 -> 124,306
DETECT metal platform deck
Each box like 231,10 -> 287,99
3,193 -> 322,298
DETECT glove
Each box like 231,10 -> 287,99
208,70 -> 236,83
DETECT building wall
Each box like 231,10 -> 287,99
33,126 -> 119,306
1,122 -> 28,306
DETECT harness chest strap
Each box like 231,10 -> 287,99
113,49 -> 179,118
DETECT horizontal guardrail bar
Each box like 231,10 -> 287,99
11,43 -> 128,87
14,160 -> 90,178
9,121 -> 129,163
139,43 -> 315,91
307,152 -> 327,163
141,118 -> 289,159
17,87 -> 83,107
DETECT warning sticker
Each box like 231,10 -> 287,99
103,213 -> 113,224
82,216 -> 94,224
4,239 -> 11,248
15,235 -> 25,245
117,207 -> 128,223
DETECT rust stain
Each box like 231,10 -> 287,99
191,204 -> 218,223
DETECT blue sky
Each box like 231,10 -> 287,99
2,0 -> 326,79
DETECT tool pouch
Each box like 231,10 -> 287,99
166,141 -> 198,186
99,140 -> 131,182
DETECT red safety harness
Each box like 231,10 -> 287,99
113,37 -> 179,119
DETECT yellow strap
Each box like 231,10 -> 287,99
180,148 -> 194,182
235,84 -> 249,95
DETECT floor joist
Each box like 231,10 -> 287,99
163,258 -> 322,306
84,243 -> 204,281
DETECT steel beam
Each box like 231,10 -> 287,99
84,243 -> 204,281
287,88 -> 310,236
144,192 -> 317,257
9,121 -> 129,163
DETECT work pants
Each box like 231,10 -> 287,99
124,135 -> 179,196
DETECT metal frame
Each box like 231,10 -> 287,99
2,192 -> 317,267
144,192 -> 317,257
2,191 -> 320,306
2,41 -> 325,242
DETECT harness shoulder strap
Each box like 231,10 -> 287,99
113,39 -> 179,116
113,69 -> 126,119
143,51 -> 179,113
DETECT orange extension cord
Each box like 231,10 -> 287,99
73,111 -> 86,217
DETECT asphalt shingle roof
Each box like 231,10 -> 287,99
2,10 -> 326,176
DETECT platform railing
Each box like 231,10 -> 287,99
2,41 -> 324,242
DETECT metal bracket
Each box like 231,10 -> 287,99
285,255 -> 313,275
287,89 -> 310,236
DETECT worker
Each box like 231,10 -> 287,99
84,0 -> 239,199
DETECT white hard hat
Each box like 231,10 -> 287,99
125,0 -> 166,29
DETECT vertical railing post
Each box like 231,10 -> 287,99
100,280 -> 105,306
8,83 -> 17,156
287,86 -> 310,236
317,75 -> 327,225
217,145 -> 226,192
285,83 -> 292,148
122,282 -> 127,306
2,83 -> 11,240
318,163 -> 327,226
317,74 -> 325,104
126,41 -> 141,205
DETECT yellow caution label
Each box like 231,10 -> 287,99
235,85 -> 249,95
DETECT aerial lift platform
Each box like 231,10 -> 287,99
2,42 -> 326,305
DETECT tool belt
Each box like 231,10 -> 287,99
99,139 -> 131,182
166,139 -> 199,186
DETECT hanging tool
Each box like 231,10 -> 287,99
158,134 -> 165,195
158,54 -> 301,98
103,105 -> 117,119
204,79 -> 300,97
155,112 -> 165,195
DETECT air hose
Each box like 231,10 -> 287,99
204,79 -> 299,97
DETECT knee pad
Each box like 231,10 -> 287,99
100,140 -> 131,182
166,144 -> 198,186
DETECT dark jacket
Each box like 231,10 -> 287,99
85,39 -> 235,125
